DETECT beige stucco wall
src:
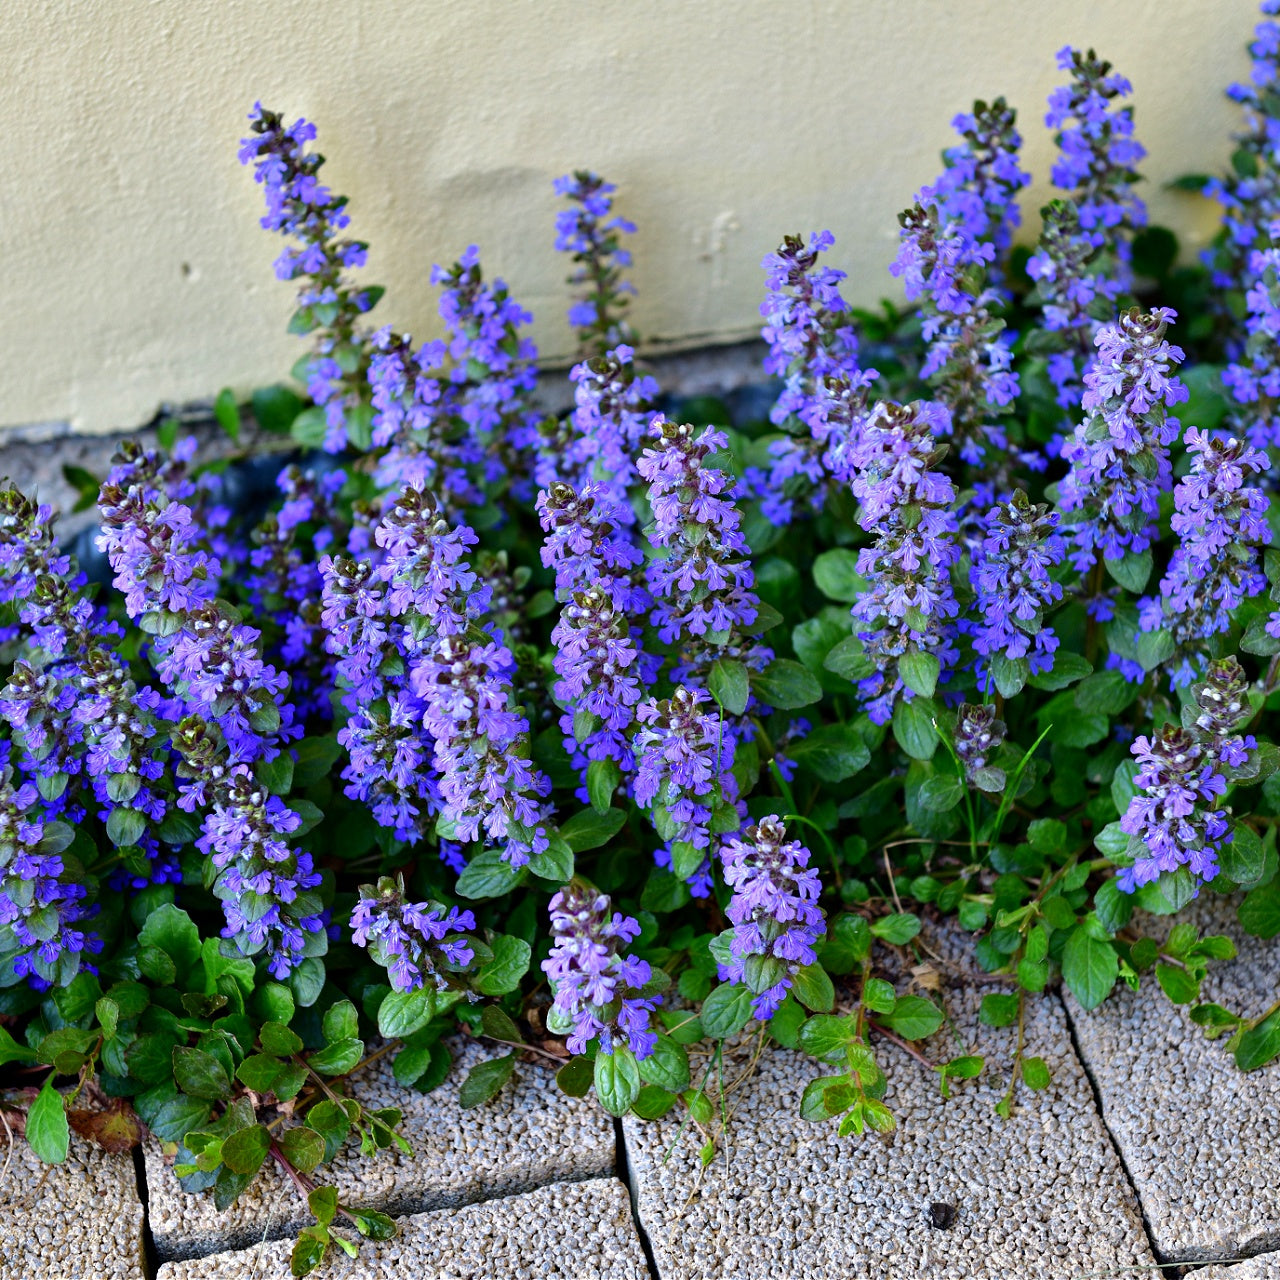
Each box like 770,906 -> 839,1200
0,0 -> 1263,436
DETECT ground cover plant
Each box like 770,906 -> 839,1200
6,4 -> 1280,1272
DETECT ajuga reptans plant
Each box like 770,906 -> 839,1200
8,12 -> 1280,1275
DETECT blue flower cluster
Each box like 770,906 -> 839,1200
240,105 -> 380,452
542,882 -> 659,1058
848,399 -> 961,724
716,816 -> 825,1018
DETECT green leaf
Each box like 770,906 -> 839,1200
1134,867 -> 1198,915
1104,550 -> 1152,593
26,1075 -> 69,1164
823,636 -> 876,683
236,1054 -> 283,1093
812,548 -> 868,602
307,1038 -> 363,1076
631,1085 -> 678,1120
220,1124 -> 270,1176
526,836 -> 574,885
213,387 -> 241,442
106,806 -> 147,849
1155,963 -> 1200,1005
709,658 -> 750,716
796,1013 -> 856,1065
880,995 -> 943,1040
473,936 -> 532,997
1093,880 -> 1133,934
279,1126 -> 326,1175
700,983 -> 754,1038
862,978 -> 897,1015
173,1047 -> 233,1100
309,1184 -> 338,1227
555,1056 -> 594,1098
480,1006 -> 521,1044
899,651 -> 940,699
918,774 -> 963,812
251,384 -> 305,435
1027,652 -> 1093,691
1236,1009 -> 1280,1071
292,736 -> 343,788
0,1024 -> 37,1066
557,808 -> 626,852
292,1226 -> 328,1276
257,752 -> 295,797
637,1033 -> 690,1093
1219,823 -> 1266,886
321,1001 -> 358,1045
1136,628 -> 1175,673
800,1075 -> 850,1121
138,903 -> 201,975
892,699 -> 938,760
586,759 -> 621,814
456,851 -> 527,900
1239,881 -> 1280,939
1062,927 -> 1119,1011
870,913 -> 921,945
979,993 -> 1020,1027
458,1052 -> 517,1109
751,659 -> 822,710
989,653 -> 1029,699
594,1045 -> 642,1117
148,1096 -> 214,1144
377,989 -> 436,1040
790,963 -> 835,1013
260,1022 -> 304,1057
1021,1056 -> 1052,1091
785,723 -> 871,782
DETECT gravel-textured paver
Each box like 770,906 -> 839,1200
622,927 -> 1156,1280
0,1128 -> 146,1280
144,1036 -> 615,1261
1066,892 -> 1280,1263
154,1178 -> 648,1279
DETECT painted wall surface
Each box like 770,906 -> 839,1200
0,0 -> 1263,435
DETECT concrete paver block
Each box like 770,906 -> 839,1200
144,1036 -> 615,1261
0,1128 -> 146,1280
155,1177 -> 649,1279
1066,892 -> 1280,1263
622,924 -> 1157,1280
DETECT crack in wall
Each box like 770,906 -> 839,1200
613,1118 -> 662,1280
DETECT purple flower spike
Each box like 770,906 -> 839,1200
1118,658 -> 1255,894
638,418 -> 772,686
351,875 -> 477,994
542,882 -> 660,1058
971,490 -> 1066,686
847,400 -> 961,725
1140,429 -> 1270,685
240,104 -> 379,452
716,815 -> 826,1020
554,171 -> 637,355
891,202 -> 1019,465
633,686 -> 738,896
752,232 -> 873,523
1058,307 -> 1187,573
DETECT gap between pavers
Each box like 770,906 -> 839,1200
142,1035 -> 615,1263
153,1177 -> 650,1279
619,923 -> 1158,1280
1064,892 -> 1280,1265
1188,1253 -> 1280,1278
0,1127 -> 147,1280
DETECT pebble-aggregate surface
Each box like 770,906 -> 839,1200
153,1178 -> 649,1279
143,1035 -> 614,1260
0,1129 -> 146,1280
1066,892 -> 1280,1262
621,925 -> 1157,1280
